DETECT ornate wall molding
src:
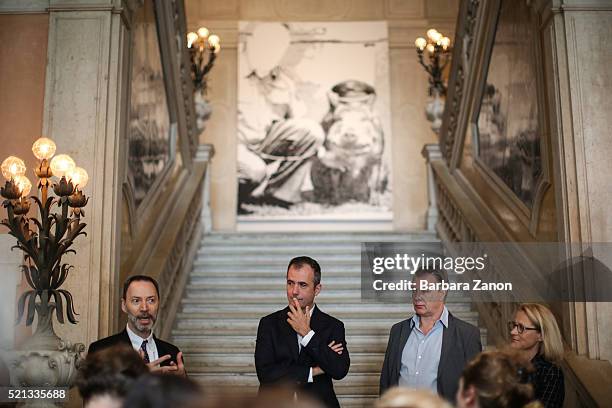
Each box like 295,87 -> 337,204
438,0 -> 481,165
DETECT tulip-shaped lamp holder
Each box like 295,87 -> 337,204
1,139 -> 88,404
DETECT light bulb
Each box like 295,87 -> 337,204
213,43 -> 221,54
187,32 -> 198,48
50,154 -> 76,178
1,156 -> 27,180
66,166 -> 89,190
13,175 -> 32,197
208,34 -> 220,47
426,29 -> 439,41
440,36 -> 451,49
197,27 -> 209,39
426,44 -> 435,54
32,137 -> 57,160
415,37 -> 427,50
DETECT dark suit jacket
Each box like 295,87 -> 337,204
88,329 -> 182,368
255,306 -> 350,408
379,312 -> 481,402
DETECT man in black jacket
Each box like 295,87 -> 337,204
379,268 -> 481,402
255,256 -> 350,408
88,275 -> 185,376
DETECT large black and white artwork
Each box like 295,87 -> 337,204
237,21 -> 392,218
475,0 -> 541,208
127,0 -> 174,208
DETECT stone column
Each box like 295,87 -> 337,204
541,0 -> 612,362
41,0 -> 129,346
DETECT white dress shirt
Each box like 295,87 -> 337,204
296,304 -> 316,383
126,324 -> 159,365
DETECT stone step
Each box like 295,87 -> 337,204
198,245 -> 365,255
179,303 -> 474,317
171,334 -> 393,354
172,331 -> 487,354
193,259 -> 362,269
202,231 -> 436,243
196,253 -> 365,263
183,289 -> 473,303
338,395 -> 378,408
184,353 -> 384,374
187,276 -> 361,288
190,372 -> 380,395
190,267 -> 362,277
173,315 -> 480,334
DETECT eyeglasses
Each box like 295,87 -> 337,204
508,321 -> 539,334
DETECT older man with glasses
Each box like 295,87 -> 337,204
379,267 -> 482,403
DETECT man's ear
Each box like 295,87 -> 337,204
314,283 -> 322,297
121,298 -> 127,314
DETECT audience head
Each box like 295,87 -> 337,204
509,303 -> 564,363
457,350 -> 538,408
122,373 -> 202,408
286,256 -> 322,311
121,275 -> 160,337
376,387 -> 452,408
412,267 -> 448,317
76,345 -> 148,408
202,386 -> 323,408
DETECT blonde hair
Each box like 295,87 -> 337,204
376,387 -> 452,408
517,303 -> 564,363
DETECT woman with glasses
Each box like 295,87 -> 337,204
508,303 -> 565,408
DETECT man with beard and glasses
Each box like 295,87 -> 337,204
88,275 -> 186,376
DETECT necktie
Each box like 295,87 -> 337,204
140,340 -> 150,364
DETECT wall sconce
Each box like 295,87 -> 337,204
1,137 -> 88,394
415,29 -> 452,133
187,26 -> 221,94
415,28 -> 452,96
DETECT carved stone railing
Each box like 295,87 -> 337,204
154,148 -> 213,339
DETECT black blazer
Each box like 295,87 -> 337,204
255,306 -> 350,408
379,312 -> 482,402
87,329 -> 182,368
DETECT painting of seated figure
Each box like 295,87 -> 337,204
236,21 -> 392,219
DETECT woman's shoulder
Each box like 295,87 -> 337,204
533,355 -> 563,379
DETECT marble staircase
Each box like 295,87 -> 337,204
170,232 -> 486,407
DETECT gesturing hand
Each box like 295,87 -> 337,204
287,298 -> 311,337
140,351 -> 186,376
328,340 -> 344,355
167,351 -> 186,377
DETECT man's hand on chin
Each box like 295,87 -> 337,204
287,298 -> 311,336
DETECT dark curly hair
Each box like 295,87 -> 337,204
76,344 -> 148,403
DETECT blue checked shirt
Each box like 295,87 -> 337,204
398,306 -> 448,393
